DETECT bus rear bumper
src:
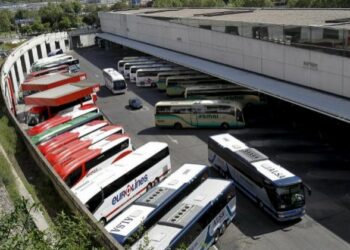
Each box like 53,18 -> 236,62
275,208 -> 305,221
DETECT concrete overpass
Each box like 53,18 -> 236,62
98,8 -> 350,123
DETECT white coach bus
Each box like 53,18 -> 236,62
208,133 -> 311,221
132,178 -> 236,250
71,142 -> 171,224
105,163 -> 209,245
102,68 -> 127,94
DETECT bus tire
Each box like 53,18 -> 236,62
213,229 -> 220,243
219,223 -> 226,235
99,218 -> 107,226
154,177 -> 160,185
174,122 -> 182,129
221,122 -> 230,129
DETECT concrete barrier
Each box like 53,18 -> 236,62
0,34 -> 123,250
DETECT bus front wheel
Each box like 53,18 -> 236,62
99,218 -> 107,226
221,123 -> 230,129
174,122 -> 182,129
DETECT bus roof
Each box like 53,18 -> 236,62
185,84 -> 243,92
32,54 -> 69,66
30,112 -> 102,145
27,103 -> 98,136
136,66 -> 182,73
155,99 -> 240,107
46,125 -> 123,165
24,82 -> 99,106
72,142 -> 169,204
166,74 -> 212,81
21,72 -> 87,92
38,120 -> 108,155
157,70 -> 197,77
25,65 -> 69,81
103,68 -> 124,80
54,134 -> 130,179
105,164 -> 207,241
132,179 -> 232,250
209,133 -> 248,152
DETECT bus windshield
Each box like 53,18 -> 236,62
270,184 -> 305,210
113,80 -> 126,90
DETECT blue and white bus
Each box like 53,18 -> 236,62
208,133 -> 311,221
105,163 -> 209,245
131,178 -> 236,250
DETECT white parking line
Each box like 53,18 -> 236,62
167,135 -> 178,144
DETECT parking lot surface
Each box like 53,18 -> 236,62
71,46 -> 350,250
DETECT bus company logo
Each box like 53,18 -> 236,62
198,114 -> 219,119
112,174 -> 148,205
261,164 -> 286,179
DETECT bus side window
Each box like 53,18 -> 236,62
86,191 -> 104,213
66,167 -> 83,187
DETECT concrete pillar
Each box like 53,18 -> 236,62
16,60 -> 25,85
40,43 -> 47,58
24,51 -> 31,74
50,41 -> 56,51
59,40 -> 66,52
32,46 -> 39,62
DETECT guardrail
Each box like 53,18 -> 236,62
0,33 -> 122,250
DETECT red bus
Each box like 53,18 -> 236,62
54,134 -> 132,187
24,65 -> 70,82
27,103 -> 98,136
37,120 -> 108,155
46,125 -> 124,166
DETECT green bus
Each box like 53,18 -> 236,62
156,70 -> 199,91
166,78 -> 227,97
184,85 -> 267,107
155,100 -> 245,129
31,112 -> 103,145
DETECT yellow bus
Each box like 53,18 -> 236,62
154,100 -> 245,129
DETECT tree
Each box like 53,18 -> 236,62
0,10 -> 13,33
58,16 -> 72,31
0,198 -> 103,250
110,0 -> 129,11
288,0 -> 350,7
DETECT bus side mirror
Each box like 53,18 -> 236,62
304,184 -> 312,196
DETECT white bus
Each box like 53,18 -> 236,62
135,67 -> 184,87
123,60 -> 162,79
155,100 -> 245,129
129,63 -> 174,83
208,133 -> 311,221
71,142 -> 171,224
105,163 -> 209,245
102,68 -> 127,94
132,179 -> 236,250
157,70 -> 199,91
117,57 -> 153,73
31,54 -> 73,72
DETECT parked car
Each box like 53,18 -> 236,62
129,98 -> 143,110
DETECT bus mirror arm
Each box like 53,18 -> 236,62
303,183 -> 312,196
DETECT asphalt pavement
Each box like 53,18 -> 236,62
70,46 -> 350,250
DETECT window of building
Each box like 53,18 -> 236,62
323,29 -> 339,40
225,26 -> 239,35
55,41 -> 60,49
28,49 -> 34,65
199,25 -> 212,30
252,26 -> 268,40
20,55 -> 27,74
45,43 -> 51,54
36,44 -> 42,59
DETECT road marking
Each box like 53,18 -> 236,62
212,245 -> 219,250
167,135 -> 178,144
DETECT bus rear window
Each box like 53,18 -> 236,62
113,80 -> 126,90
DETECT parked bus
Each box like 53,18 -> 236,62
27,103 -> 98,136
157,70 -> 199,91
117,57 -> 152,73
185,85 -> 267,107
135,67 -> 184,87
31,54 -> 73,72
106,163 -> 209,245
102,68 -> 127,94
39,58 -> 80,72
71,142 -> 171,224
166,79 -> 227,97
38,120 -> 108,155
30,112 -> 102,145
25,65 -> 70,82
155,100 -> 245,129
123,60 -> 163,79
131,179 -> 236,250
129,63 -> 173,83
54,134 -> 132,187
46,125 -> 124,166
208,133 -> 311,221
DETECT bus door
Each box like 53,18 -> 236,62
191,104 -> 205,127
